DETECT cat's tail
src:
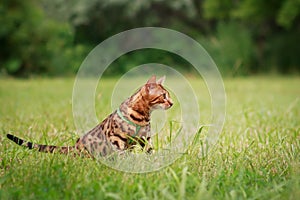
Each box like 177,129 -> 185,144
6,134 -> 75,155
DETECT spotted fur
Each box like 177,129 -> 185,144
7,75 -> 173,158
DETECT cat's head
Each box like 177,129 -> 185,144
145,75 -> 173,111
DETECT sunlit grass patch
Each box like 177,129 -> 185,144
0,76 -> 299,199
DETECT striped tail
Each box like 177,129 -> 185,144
6,134 -> 74,154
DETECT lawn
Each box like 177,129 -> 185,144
0,76 -> 299,199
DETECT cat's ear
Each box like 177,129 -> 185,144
147,75 -> 156,84
157,76 -> 165,85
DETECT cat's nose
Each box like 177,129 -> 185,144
169,100 -> 173,107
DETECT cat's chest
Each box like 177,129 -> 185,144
111,112 -> 150,137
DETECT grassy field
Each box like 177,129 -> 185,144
0,76 -> 299,199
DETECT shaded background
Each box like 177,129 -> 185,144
1,0 -> 299,77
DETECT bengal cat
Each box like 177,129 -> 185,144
6,75 -> 173,158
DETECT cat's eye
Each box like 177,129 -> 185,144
162,93 -> 167,99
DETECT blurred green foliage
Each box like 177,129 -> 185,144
0,0 -> 299,76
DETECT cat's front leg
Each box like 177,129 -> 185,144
126,136 -> 153,154
143,136 -> 153,154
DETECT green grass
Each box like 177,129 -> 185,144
0,76 -> 299,199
